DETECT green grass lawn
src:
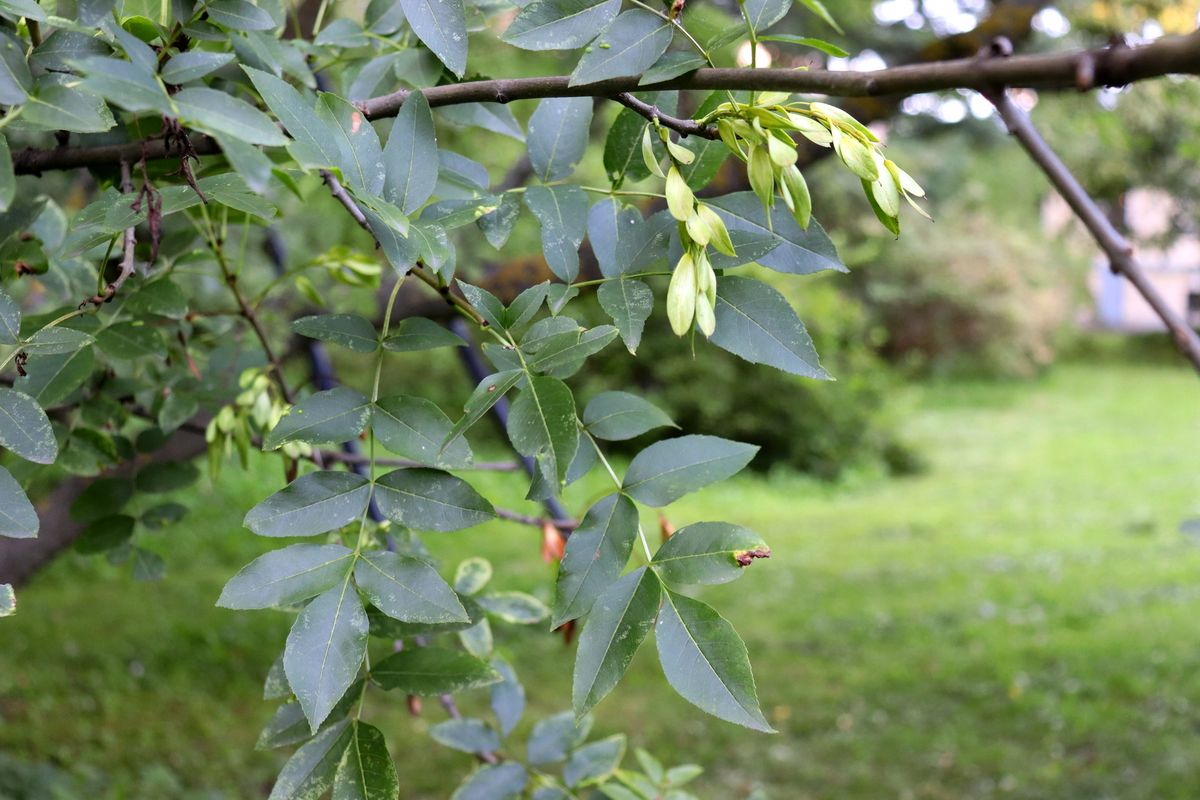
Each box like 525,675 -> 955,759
2,362 -> 1198,799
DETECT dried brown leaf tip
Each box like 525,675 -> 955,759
734,547 -> 772,567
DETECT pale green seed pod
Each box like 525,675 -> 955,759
788,113 -> 833,147
665,137 -> 695,165
697,204 -> 736,257
747,146 -> 776,210
684,206 -> 711,247
665,166 -> 695,222
695,292 -> 716,338
696,249 -> 717,307
717,118 -> 745,160
767,132 -> 798,168
667,251 -> 697,336
832,127 -> 879,181
641,125 -> 665,178
868,152 -> 900,218
779,164 -> 812,230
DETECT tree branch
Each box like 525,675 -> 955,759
986,88 -> 1200,374
357,31 -> 1200,117
11,31 -> 1199,175
613,92 -> 717,139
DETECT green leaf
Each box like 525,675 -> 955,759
553,492 -> 638,626
268,718 -> 354,800
504,282 -> 550,333
374,468 -> 495,532
583,391 -> 674,441
706,192 -> 844,275
332,721 -> 400,800
69,54 -> 169,113
21,75 -> 114,133
354,550 -> 468,623
506,375 -> 577,488
527,97 -> 592,182
0,31 -> 33,107
656,588 -> 772,731
244,472 -> 371,537
573,566 -> 660,717
284,574 -> 369,732
597,277 -> 653,356
651,522 -> 769,585
527,711 -> 590,765
0,387 -> 57,464
215,133 -> 274,194
207,0 -> 276,30
218,543 -> 355,609
797,0 -> 843,33
172,87 -> 289,147
453,557 -> 492,595
292,314 -> 379,353
564,734 -> 626,787
0,583 -> 13,617
373,395 -> 473,469
95,322 -> 162,359
381,318 -> 464,352
478,591 -> 550,624
264,388 -> 371,450
477,192 -> 522,249
451,763 -> 527,800
0,464 -> 38,539
134,460 -> 200,494
0,0 -> 44,21
14,348 -> 94,406
710,275 -> 829,379
160,51 -> 237,84
490,657 -> 525,736
0,287 -> 17,344
125,279 -> 188,319
524,184 -> 588,284
430,718 -> 501,755
23,327 -> 93,355
445,370 -> 522,445
75,513 -> 135,554
640,51 -> 707,85
568,10 -> 672,87
742,0 -> 791,33
525,325 -> 618,373
244,67 -> 342,172
759,33 -> 848,57
587,199 -> 643,281
372,647 -> 501,695
623,434 -> 757,507
456,281 -> 507,330
503,0 -> 620,50
257,692 -> 359,750
399,0 -> 467,77
383,90 -> 438,215
440,103 -> 524,141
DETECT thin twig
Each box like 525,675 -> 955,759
11,31 -> 1200,175
614,92 -> 717,140
986,88 -> 1200,373
494,506 -> 577,532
